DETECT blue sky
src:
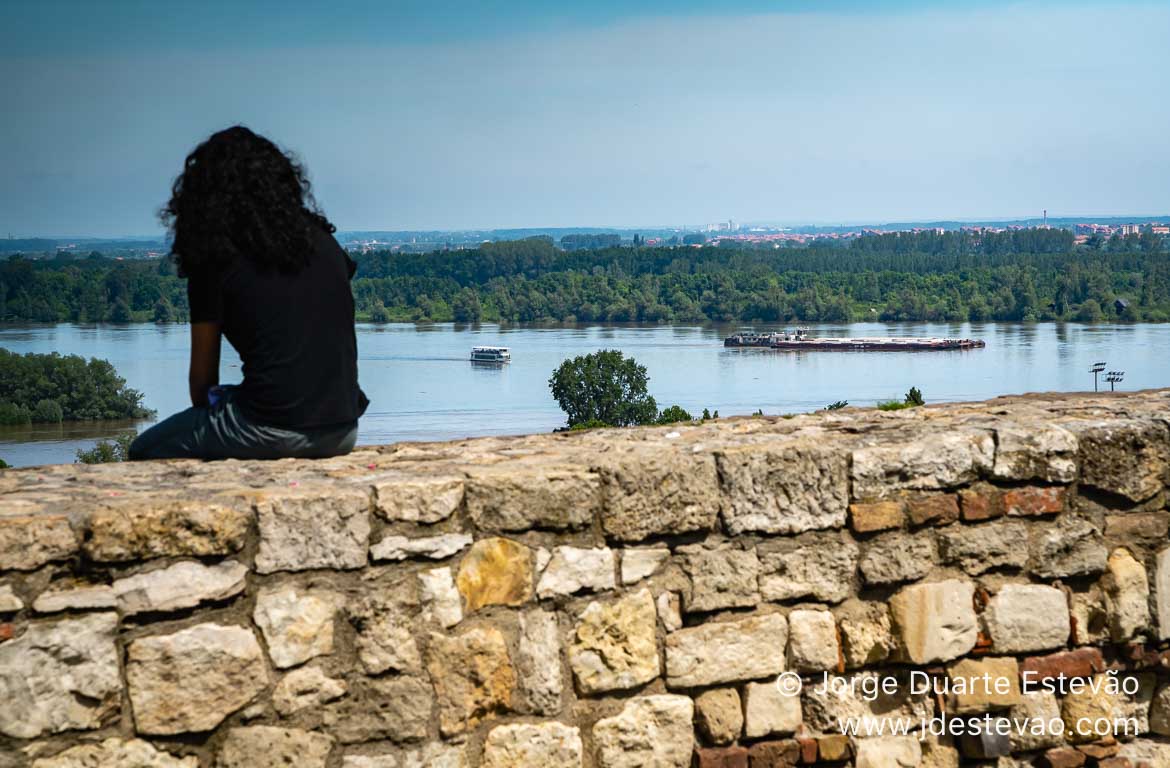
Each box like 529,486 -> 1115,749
2,1 -> 1168,236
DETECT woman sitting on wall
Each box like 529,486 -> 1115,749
130,126 -> 368,460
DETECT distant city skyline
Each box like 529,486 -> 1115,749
2,0 -> 1168,236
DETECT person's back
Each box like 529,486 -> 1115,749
130,126 -> 367,461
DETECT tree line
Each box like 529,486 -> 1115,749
1,231 -> 1168,324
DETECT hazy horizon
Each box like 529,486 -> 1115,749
3,0 -> 1169,237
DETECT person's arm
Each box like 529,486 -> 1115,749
188,321 -> 222,407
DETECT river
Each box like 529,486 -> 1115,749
0,322 -> 1165,467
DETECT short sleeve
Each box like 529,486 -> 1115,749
187,270 -> 224,323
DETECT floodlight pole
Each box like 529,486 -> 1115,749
1089,362 -> 1106,392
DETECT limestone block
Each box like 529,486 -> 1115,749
127,623 -> 268,735
802,670 -> 933,736
253,585 -> 339,669
1008,690 -> 1065,751
0,583 -> 22,612
1102,547 -> 1151,642
1119,740 -> 1170,766
1069,418 -> 1169,502
1029,516 -> 1108,578
322,676 -> 431,744
621,547 -> 671,584
216,726 -> 334,768
1069,585 -> 1110,645
113,560 -> 248,616
0,508 -> 77,570
694,688 -> 743,745
481,722 -> 583,768
743,681 -> 802,738
370,533 -> 472,561
85,498 -> 250,562
680,545 -> 760,612
859,532 -> 934,585
465,466 -> 599,531
854,736 -> 923,768
272,666 -> 348,716
455,536 -> 534,612
516,609 -> 563,715
0,612 -> 120,739
1060,673 -> 1119,743
1151,682 -> 1170,736
32,582 -> 116,613
419,566 -> 463,628
936,520 -> 1029,575
254,488 -> 371,573
992,423 -> 1078,483
373,473 -> 464,523
946,656 -> 1021,714
568,589 -> 659,694
759,533 -> 858,604
32,739 -> 198,768
835,599 -> 894,668
665,612 -> 787,688
1158,547 -> 1170,642
598,450 -> 721,542
657,591 -> 683,631
425,626 -> 515,737
717,443 -> 849,535
593,694 -> 694,768
984,584 -> 1070,653
348,589 -> 422,675
341,744 -> 467,768
851,430 -> 994,498
787,609 -> 839,672
536,546 -> 616,598
889,580 -> 977,664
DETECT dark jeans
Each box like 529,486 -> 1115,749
129,390 -> 358,461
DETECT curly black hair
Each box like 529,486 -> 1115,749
161,126 -> 334,276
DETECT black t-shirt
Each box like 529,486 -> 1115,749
187,226 -> 369,429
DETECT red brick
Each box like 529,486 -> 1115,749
1042,747 -> 1087,768
694,747 -> 749,768
1003,485 -> 1065,516
849,500 -> 904,532
796,736 -> 818,764
747,740 -> 801,768
0,623 -> 12,641
959,484 -> 1003,521
906,493 -> 960,527
1096,759 -> 1133,768
1077,741 -> 1120,759
1021,648 -> 1105,682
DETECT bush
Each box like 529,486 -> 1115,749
657,405 -> 693,425
569,419 -> 613,431
0,402 -> 31,425
904,387 -> 925,406
0,457 -> 9,469
549,350 -> 658,428
32,398 -> 63,423
75,434 -> 134,464
826,400 -> 849,410
876,400 -> 914,411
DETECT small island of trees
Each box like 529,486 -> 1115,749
0,348 -> 154,425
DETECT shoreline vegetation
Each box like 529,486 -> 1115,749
0,348 -> 154,426
0,229 -> 1167,325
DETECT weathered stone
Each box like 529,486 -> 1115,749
272,665 -> 348,716
253,585 -> 338,668
665,612 -> 787,688
516,609 -> 563,715
1009,690 -> 1065,751
1061,673 -> 1120,743
419,566 -> 462,628
860,532 -> 934,585
802,670 -> 933,735
113,560 -> 247,616
0,613 -> 120,739
787,609 -> 839,672
657,591 -> 682,631
1030,516 -> 1108,578
425,626 -> 515,736
746,740 -> 801,768
1118,740 -> 1170,766
373,473 -> 464,523
455,536 -> 534,611
758,533 -> 858,603
1113,672 -> 1155,736
936,520 -> 1029,575
1151,682 -> 1170,736
370,533 -> 472,561
889,579 -> 977,664
0,583 -> 22,612
693,747 -> 749,768
905,493 -> 960,527
593,694 -> 694,768
0,509 -> 77,570
694,688 -> 743,745
744,681 -> 802,738
348,589 -> 422,675
322,676 -> 431,744
1158,547 -> 1170,641
959,483 -> 1004,521
946,656 -> 1021,714
1042,747 -> 1087,768
1069,585 -> 1110,644
851,430 -> 994,498
835,599 -> 894,668
1020,648 -> 1105,684
1070,418 -> 1169,502
1105,511 -> 1170,543
1102,547 -> 1150,642
620,547 -> 670,584
536,546 -> 616,598
717,443 -> 849,535
599,450 -> 721,541
854,736 -> 923,768
216,726 -> 333,768
1004,486 -> 1066,517
681,545 -> 759,612
340,743 -> 467,768
32,739 -> 198,767
85,498 -> 250,562
466,466 -> 599,531
850,500 -> 905,533
993,423 -> 1078,483
985,584 -> 1070,653
568,588 -> 658,694
32,582 -> 116,613
254,487 -> 371,573
481,722 -> 583,768
126,623 -> 268,735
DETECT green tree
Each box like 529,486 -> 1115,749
657,405 -> 693,424
75,434 -> 134,464
548,350 -> 658,428
904,387 -> 925,406
152,297 -> 175,323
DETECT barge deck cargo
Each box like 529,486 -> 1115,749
724,329 -> 984,351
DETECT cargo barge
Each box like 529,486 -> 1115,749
724,328 -> 985,351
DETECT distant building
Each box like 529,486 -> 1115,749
1151,225 -> 1169,235
1120,224 -> 1141,236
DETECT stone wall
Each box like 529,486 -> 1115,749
2,390 -> 1170,767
